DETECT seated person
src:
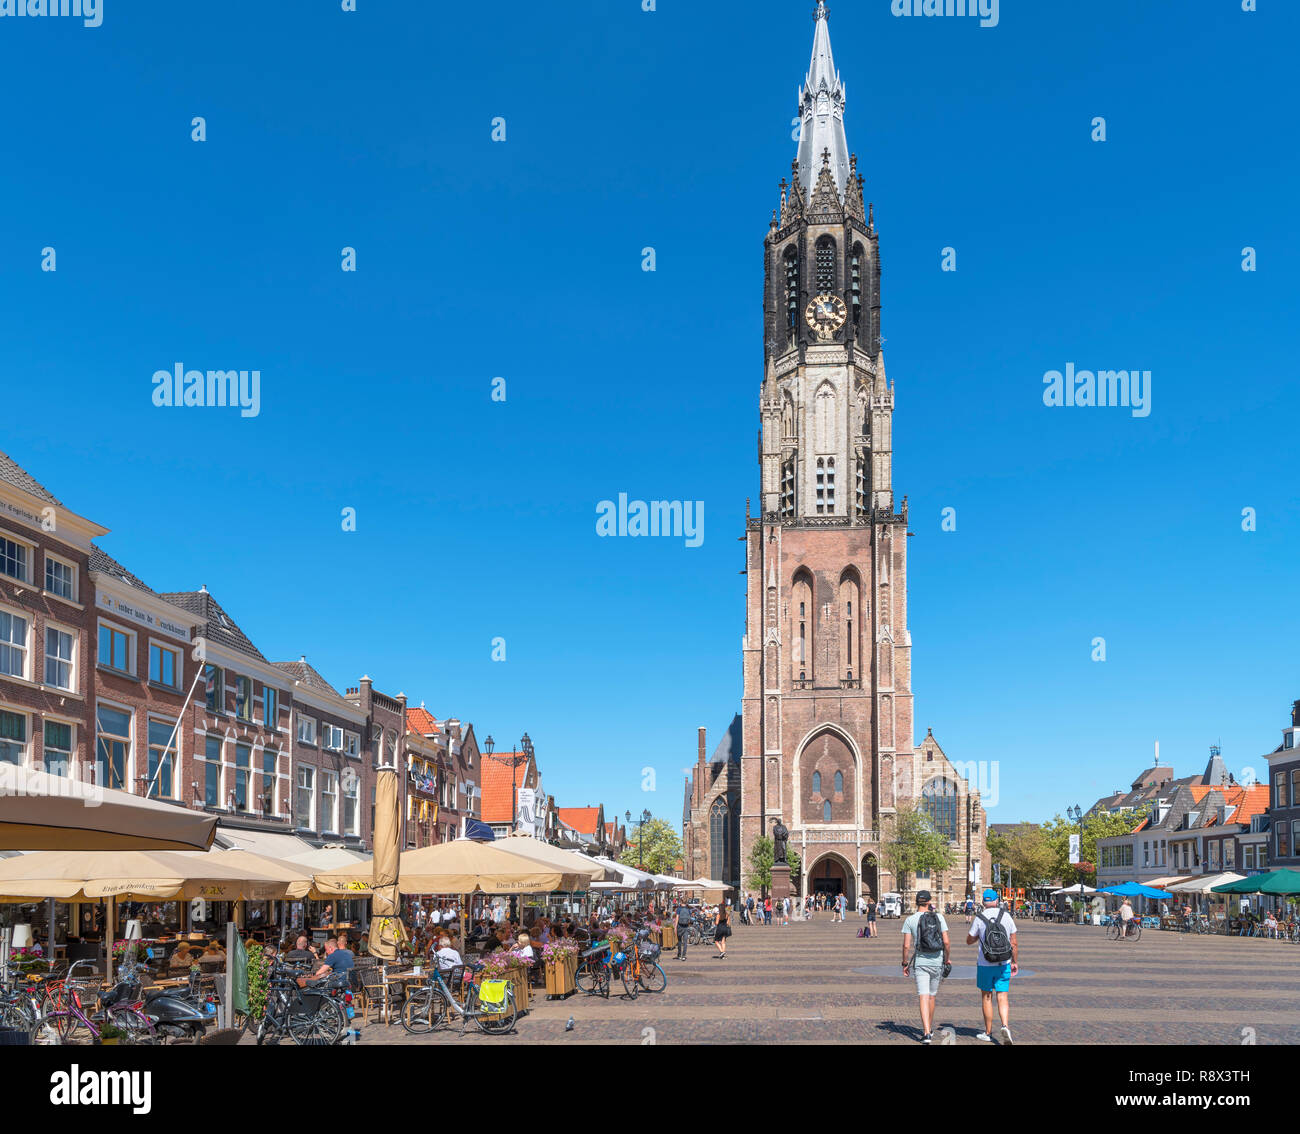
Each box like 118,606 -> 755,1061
306,938 -> 355,984
284,935 -> 316,966
168,946 -> 196,971
434,934 -> 463,973
515,932 -> 535,962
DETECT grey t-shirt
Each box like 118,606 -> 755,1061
902,911 -> 949,964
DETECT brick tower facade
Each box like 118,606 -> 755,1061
738,4 -> 988,906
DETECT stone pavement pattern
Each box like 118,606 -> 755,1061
347,914 -> 1300,1045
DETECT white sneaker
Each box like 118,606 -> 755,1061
998,1025 -> 1014,1045
975,1032 -> 993,1042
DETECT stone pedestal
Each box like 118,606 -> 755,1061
771,865 -> 792,902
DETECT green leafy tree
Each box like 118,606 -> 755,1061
881,801 -> 955,899
746,835 -> 774,893
618,816 -> 683,875
987,822 -> 1056,889
245,939 -> 270,1021
786,848 -> 801,892
1043,807 -> 1149,886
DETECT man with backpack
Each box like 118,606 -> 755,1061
966,887 -> 1018,1044
901,889 -> 950,1045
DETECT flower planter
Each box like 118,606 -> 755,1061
659,925 -> 678,950
507,966 -> 530,1013
544,958 -> 576,998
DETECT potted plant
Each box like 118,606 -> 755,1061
97,1021 -> 126,1046
541,939 -> 579,998
479,949 -> 529,1012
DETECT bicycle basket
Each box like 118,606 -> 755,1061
640,943 -> 661,960
478,979 -> 510,1014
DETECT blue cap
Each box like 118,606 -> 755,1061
982,888 -> 999,902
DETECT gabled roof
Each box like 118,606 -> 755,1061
406,707 -> 439,736
479,752 -> 531,824
90,545 -> 157,595
272,658 -> 344,699
0,449 -> 61,507
159,589 -> 267,662
557,806 -> 601,837
711,714 -> 742,768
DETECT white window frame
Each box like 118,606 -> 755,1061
148,639 -> 181,690
234,675 -> 253,722
342,773 -> 359,836
296,765 -> 316,829
320,769 -> 339,833
202,733 -> 225,809
322,723 -> 343,752
94,699 -> 134,792
297,714 -> 317,744
97,619 -> 136,676
0,705 -> 30,766
344,730 -> 360,758
43,552 -> 78,602
0,605 -> 31,681
0,529 -> 34,585
43,620 -> 76,691
42,716 -> 75,776
264,686 -> 278,728
145,715 -> 179,800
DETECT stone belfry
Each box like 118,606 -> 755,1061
741,1 -> 915,903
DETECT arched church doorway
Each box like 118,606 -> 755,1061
808,853 -> 855,905
861,853 -> 879,902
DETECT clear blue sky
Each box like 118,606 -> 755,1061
1,1 -> 1296,828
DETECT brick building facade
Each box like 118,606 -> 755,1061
683,719 -> 741,885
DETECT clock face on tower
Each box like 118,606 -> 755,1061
805,293 -> 848,339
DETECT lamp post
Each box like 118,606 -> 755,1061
626,808 -> 651,869
485,733 -> 532,832
1067,803 -> 1084,922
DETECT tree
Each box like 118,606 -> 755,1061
746,835 -> 774,893
617,816 -> 682,875
880,801 -> 955,898
1043,807 -> 1148,886
987,822 -> 1056,889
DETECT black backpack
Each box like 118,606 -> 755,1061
976,909 -> 1013,963
916,911 -> 944,953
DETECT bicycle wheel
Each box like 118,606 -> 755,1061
1129,923 -> 1142,942
638,962 -> 667,993
574,960 -> 595,993
592,966 -> 610,999
620,965 -> 639,1000
1106,922 -> 1120,941
474,989 -> 517,1035
400,988 -> 446,1035
106,1006 -> 156,1046
289,996 -> 344,1046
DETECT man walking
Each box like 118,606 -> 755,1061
901,889 -> 950,1045
967,887 -> 1018,1044
674,898 -> 692,961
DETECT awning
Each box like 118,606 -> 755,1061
1146,875 -> 1197,889
1166,872 -> 1244,894
589,857 -> 655,890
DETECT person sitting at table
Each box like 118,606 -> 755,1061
515,932 -> 535,961
306,937 -> 354,984
284,935 -> 316,966
169,945 -> 196,972
434,934 -> 462,973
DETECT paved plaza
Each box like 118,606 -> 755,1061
363,913 -> 1300,1046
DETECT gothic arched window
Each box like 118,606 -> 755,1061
815,236 -> 837,294
823,799 -> 833,822
792,570 -> 814,683
850,244 -> 864,325
816,457 -> 836,514
785,248 -> 799,334
812,771 -> 822,795
834,770 -> 844,794
922,778 -> 958,840
709,798 -> 729,880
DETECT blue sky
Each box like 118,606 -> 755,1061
1,1 -> 1296,827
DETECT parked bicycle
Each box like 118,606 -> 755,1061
1106,918 -> 1142,942
255,963 -> 346,1046
399,961 -> 517,1035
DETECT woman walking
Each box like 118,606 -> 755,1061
713,902 -> 731,958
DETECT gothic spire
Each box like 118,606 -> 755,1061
797,2 -> 850,202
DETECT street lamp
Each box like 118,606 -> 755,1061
1066,804 -> 1084,923
625,808 -> 652,869
486,734 -> 532,830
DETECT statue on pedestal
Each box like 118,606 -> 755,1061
771,818 -> 789,866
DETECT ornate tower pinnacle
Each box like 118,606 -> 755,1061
797,1 -> 850,201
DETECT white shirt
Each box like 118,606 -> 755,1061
968,906 -> 1017,967
435,946 -> 462,971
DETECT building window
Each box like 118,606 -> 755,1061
780,460 -> 795,518
1276,772 -> 1287,810
44,556 -> 76,600
323,724 -> 343,752
850,245 -> 863,325
296,765 -> 316,828
235,677 -> 253,722
321,770 -> 338,833
812,771 -> 822,795
709,798 -> 728,880
834,770 -> 844,794
43,720 -> 72,775
203,735 -> 222,807
1224,839 -> 1235,868
344,730 -> 360,758
785,248 -> 799,334
815,236 -> 836,294
204,666 -> 223,713
146,719 -> 176,799
1292,769 -> 1300,807
297,715 -> 317,745
823,799 -> 832,822
921,779 -> 958,840
1207,840 -> 1219,870
343,774 -> 360,836
234,744 -> 251,810
264,686 -> 278,727
98,624 -> 132,673
95,705 -> 131,791
1278,824 -> 1292,860
261,749 -> 277,814
149,642 -> 179,689
1243,844 -> 1255,871
0,536 -> 30,583
0,709 -> 27,765
0,610 -> 29,679
815,458 -> 836,514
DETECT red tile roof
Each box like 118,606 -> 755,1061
406,707 -> 439,736
558,807 -> 601,836
1227,784 -> 1270,825
480,752 -> 527,824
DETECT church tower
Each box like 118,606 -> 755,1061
741,2 -> 914,904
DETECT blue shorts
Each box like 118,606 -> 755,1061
976,964 -> 1011,992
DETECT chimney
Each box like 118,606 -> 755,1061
698,727 -> 707,764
